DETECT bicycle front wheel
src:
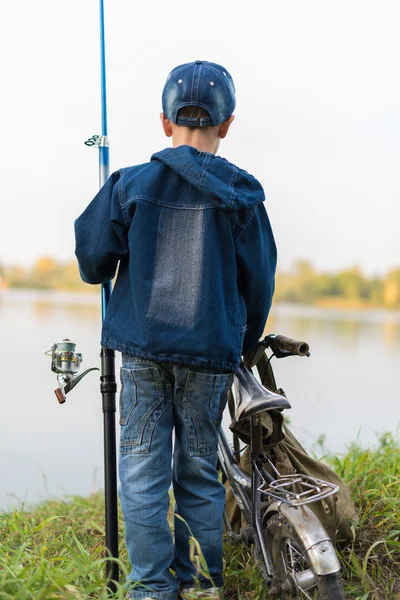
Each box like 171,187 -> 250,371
266,514 -> 344,599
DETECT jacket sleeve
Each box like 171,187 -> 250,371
235,203 -> 277,354
74,171 -> 128,284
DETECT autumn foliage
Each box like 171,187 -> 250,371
2,257 -> 400,308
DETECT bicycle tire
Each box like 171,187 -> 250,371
265,514 -> 344,599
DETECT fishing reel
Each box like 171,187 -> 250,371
46,339 -> 99,404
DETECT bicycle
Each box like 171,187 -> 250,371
218,334 -> 344,599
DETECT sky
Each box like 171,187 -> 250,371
1,0 -> 399,275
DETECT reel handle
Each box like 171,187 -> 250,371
55,387 -> 66,404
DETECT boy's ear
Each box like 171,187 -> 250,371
160,112 -> 173,138
218,115 -> 235,139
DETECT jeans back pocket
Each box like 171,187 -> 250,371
178,371 -> 234,457
119,365 -> 168,454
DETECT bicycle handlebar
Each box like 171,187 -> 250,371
264,334 -> 310,358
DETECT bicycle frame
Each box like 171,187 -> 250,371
218,416 -> 275,580
218,347 -> 341,589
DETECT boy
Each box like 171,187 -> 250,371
75,60 -> 276,600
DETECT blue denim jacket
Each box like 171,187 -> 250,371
75,145 -> 276,371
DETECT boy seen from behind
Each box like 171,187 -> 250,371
75,60 -> 277,600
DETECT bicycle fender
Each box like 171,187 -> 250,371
264,501 -> 341,576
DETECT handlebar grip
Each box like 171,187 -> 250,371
269,334 -> 310,357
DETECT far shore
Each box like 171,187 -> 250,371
2,286 -> 400,318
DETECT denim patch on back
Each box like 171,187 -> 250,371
147,208 -> 204,328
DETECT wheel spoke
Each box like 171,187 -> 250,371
279,539 -> 318,597
280,549 -> 288,578
299,586 -> 314,600
287,540 -> 295,569
266,514 -> 343,599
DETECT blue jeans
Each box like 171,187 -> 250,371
119,356 -> 234,600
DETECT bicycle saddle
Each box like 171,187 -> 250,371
234,362 -> 291,421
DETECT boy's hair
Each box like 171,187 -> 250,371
176,106 -> 211,129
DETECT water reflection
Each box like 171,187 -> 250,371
382,320 -> 400,348
33,301 -> 100,322
269,307 -> 400,349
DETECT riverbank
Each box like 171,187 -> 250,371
3,255 -> 400,311
1,434 -> 398,599
3,286 -> 400,321
3,284 -> 400,313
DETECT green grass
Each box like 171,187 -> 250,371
330,433 -> 400,599
1,434 -> 399,599
0,494 -> 129,599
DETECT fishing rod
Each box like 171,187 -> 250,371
47,0 -> 119,594
88,0 -> 119,591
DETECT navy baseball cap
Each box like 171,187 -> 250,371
162,60 -> 236,127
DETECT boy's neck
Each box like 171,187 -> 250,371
171,129 -> 220,155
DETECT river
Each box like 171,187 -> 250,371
1,289 -> 398,510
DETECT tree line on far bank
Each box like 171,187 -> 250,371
0,257 -> 92,293
275,260 -> 400,308
1,257 -> 400,309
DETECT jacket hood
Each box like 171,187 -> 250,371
151,145 -> 265,210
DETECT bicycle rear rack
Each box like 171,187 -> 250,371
258,473 -> 339,507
